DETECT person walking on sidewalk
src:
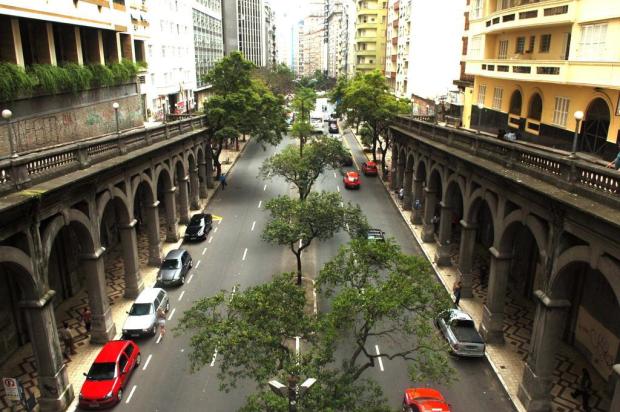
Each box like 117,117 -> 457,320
157,307 -> 166,342
59,322 -> 76,360
80,307 -> 92,335
452,280 -> 463,306
571,368 -> 592,411
606,151 -> 620,170
219,173 -> 227,190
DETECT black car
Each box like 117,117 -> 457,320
339,152 -> 353,167
184,213 -> 212,241
328,121 -> 339,134
367,229 -> 385,242
156,249 -> 192,287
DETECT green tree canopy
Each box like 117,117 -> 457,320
253,63 -> 296,96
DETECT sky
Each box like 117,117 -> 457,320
268,0 -> 309,65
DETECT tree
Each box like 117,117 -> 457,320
338,71 -> 410,174
262,192 -> 367,285
253,64 -> 296,96
292,87 -> 316,123
259,137 -> 349,200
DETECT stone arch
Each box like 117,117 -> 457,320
497,210 -> 547,258
427,164 -> 445,193
195,146 -> 205,165
465,187 -> 498,231
415,158 -> 428,181
131,173 -> 155,205
96,187 -> 132,230
581,97 -> 612,154
0,245 -> 39,300
154,164 -> 173,192
527,92 -> 543,121
42,209 -> 97,267
444,173 -> 466,209
509,89 -> 523,115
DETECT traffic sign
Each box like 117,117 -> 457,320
2,377 -> 19,401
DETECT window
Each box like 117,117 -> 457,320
492,88 -> 503,110
578,23 -> 607,60
469,35 -> 482,58
118,355 -> 128,373
515,36 -> 525,53
124,344 -> 134,358
498,40 -> 508,59
552,97 -> 570,127
527,36 -> 535,53
477,84 -> 486,105
540,34 -> 551,52
471,0 -> 483,19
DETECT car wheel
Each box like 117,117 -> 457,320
116,389 -> 123,403
136,354 -> 141,367
180,275 -> 185,285
152,324 -> 157,336
165,301 -> 170,312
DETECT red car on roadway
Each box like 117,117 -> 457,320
362,161 -> 378,176
343,171 -> 361,189
402,388 -> 452,412
79,340 -> 141,409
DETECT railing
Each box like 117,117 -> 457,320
0,116 -> 207,195
390,116 -> 620,207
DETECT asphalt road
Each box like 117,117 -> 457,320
76,129 -> 515,411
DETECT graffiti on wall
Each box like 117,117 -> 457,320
13,112 -> 78,151
575,306 -> 619,379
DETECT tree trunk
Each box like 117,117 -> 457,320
235,136 -> 239,151
295,251 -> 302,286
371,136 -> 378,163
299,136 -> 304,158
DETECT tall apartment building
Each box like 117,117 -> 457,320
192,0 -> 224,108
297,1 -> 326,77
222,0 -> 266,66
327,0 -> 356,78
385,0 -> 464,105
264,2 -> 277,68
354,0 -> 387,74
465,0 -> 620,157
143,0 -> 196,119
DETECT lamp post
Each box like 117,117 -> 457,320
2,109 -> 17,158
269,376 -> 316,412
476,102 -> 484,134
570,110 -> 584,159
112,102 -> 120,136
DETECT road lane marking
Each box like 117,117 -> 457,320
340,201 -> 344,207
156,334 -> 162,344
230,285 -> 237,301
208,236 -> 213,243
210,349 -> 218,367
142,354 -> 152,371
178,291 -> 185,301
263,184 -> 267,191
125,385 -> 137,403
295,336 -> 300,355
251,221 -> 256,231
187,274 -> 193,284
346,223 -> 349,231
202,247 -> 207,255
375,345 -> 385,372
337,185 -> 340,192
214,227 -> 218,233
242,248 -> 248,261
167,308 -> 176,320
333,172 -> 337,178
195,260 -> 201,268
258,200 -> 262,208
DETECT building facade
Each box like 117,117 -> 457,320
297,0 -> 326,77
465,0 -> 620,158
264,2 -> 277,68
327,0 -> 355,78
354,0 -> 387,74
222,0 -> 266,66
192,0 -> 224,108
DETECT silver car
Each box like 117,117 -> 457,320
435,308 -> 485,357
122,288 -> 169,338
156,249 -> 192,287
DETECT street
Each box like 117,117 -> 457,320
86,131 -> 515,412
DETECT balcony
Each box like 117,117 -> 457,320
356,22 -> 377,29
482,0 -> 575,34
356,49 -> 377,57
356,36 -> 378,43
466,59 -> 620,88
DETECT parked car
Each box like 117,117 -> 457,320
184,213 -> 212,241
402,387 -> 452,412
328,120 -> 339,134
79,340 -> 141,409
339,152 -> 354,167
367,229 -> 385,242
122,288 -> 169,338
361,161 -> 378,176
343,171 -> 361,189
156,249 -> 192,287
435,308 -> 485,357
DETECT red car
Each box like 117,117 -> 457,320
402,388 -> 452,412
343,171 -> 361,189
79,340 -> 141,409
361,161 -> 378,176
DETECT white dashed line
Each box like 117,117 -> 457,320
210,349 -> 218,367
375,345 -> 385,372
230,285 -> 237,301
202,247 -> 207,255
340,201 -> 344,207
346,223 -> 349,231
251,221 -> 256,231
125,385 -> 137,403
208,236 -> 213,243
214,227 -> 218,233
337,185 -> 340,192
333,172 -> 337,178
242,248 -> 248,261
195,260 -> 201,268
142,354 -> 152,371
156,334 -> 162,344
295,336 -> 300,355
178,291 -> 185,301
167,308 -> 176,320
263,184 -> 267,191
187,274 -> 193,284
258,200 -> 262,208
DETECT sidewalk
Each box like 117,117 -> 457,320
345,128 -> 610,412
0,140 -> 249,412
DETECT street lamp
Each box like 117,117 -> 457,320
112,102 -> 120,136
269,376 -> 316,412
570,110 -> 584,159
2,109 -> 17,158
476,102 -> 484,134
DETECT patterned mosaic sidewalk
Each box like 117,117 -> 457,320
0,144 -> 247,411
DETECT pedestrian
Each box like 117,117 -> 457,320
156,307 -> 166,342
571,368 -> 592,411
219,173 -> 227,190
453,280 -> 463,306
398,187 -> 404,200
606,151 -> 620,170
80,307 -> 92,334
59,321 -> 76,360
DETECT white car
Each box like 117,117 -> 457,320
122,288 -> 169,338
435,308 -> 485,357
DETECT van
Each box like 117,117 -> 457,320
121,288 -> 169,338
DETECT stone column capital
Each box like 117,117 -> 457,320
413,177 -> 425,183
79,246 -> 106,261
165,187 -> 177,194
148,200 -> 161,208
180,176 -> 189,182
533,290 -> 571,309
191,167 -> 199,173
19,289 -> 56,309
198,160 -> 207,166
614,364 -> 620,378
459,219 -> 478,230
489,247 -> 512,260
424,187 -> 436,194
119,219 -> 138,230
439,201 -> 451,210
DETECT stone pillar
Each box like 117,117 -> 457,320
120,33 -> 134,62
397,161 -> 405,191
434,202 -> 453,266
610,365 -> 620,412
189,168 -> 200,210
145,201 -> 162,266
422,188 -> 437,242
20,290 -> 74,411
402,168 -> 413,210
119,219 -> 144,299
6,18 -> 25,67
198,161 -> 208,198
164,188 -> 179,242
410,178 -> 424,225
481,247 -> 512,343
205,146 -> 215,189
80,247 -> 116,343
457,220 -> 477,298
45,23 -> 58,65
74,27 -> 84,65
517,290 -> 570,412
389,147 -> 399,191
177,177 -> 190,224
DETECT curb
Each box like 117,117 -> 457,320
347,129 -> 523,412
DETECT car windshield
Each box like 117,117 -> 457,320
161,259 -> 180,269
86,362 -> 116,380
129,303 -> 152,316
189,216 -> 203,226
454,319 -> 475,328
